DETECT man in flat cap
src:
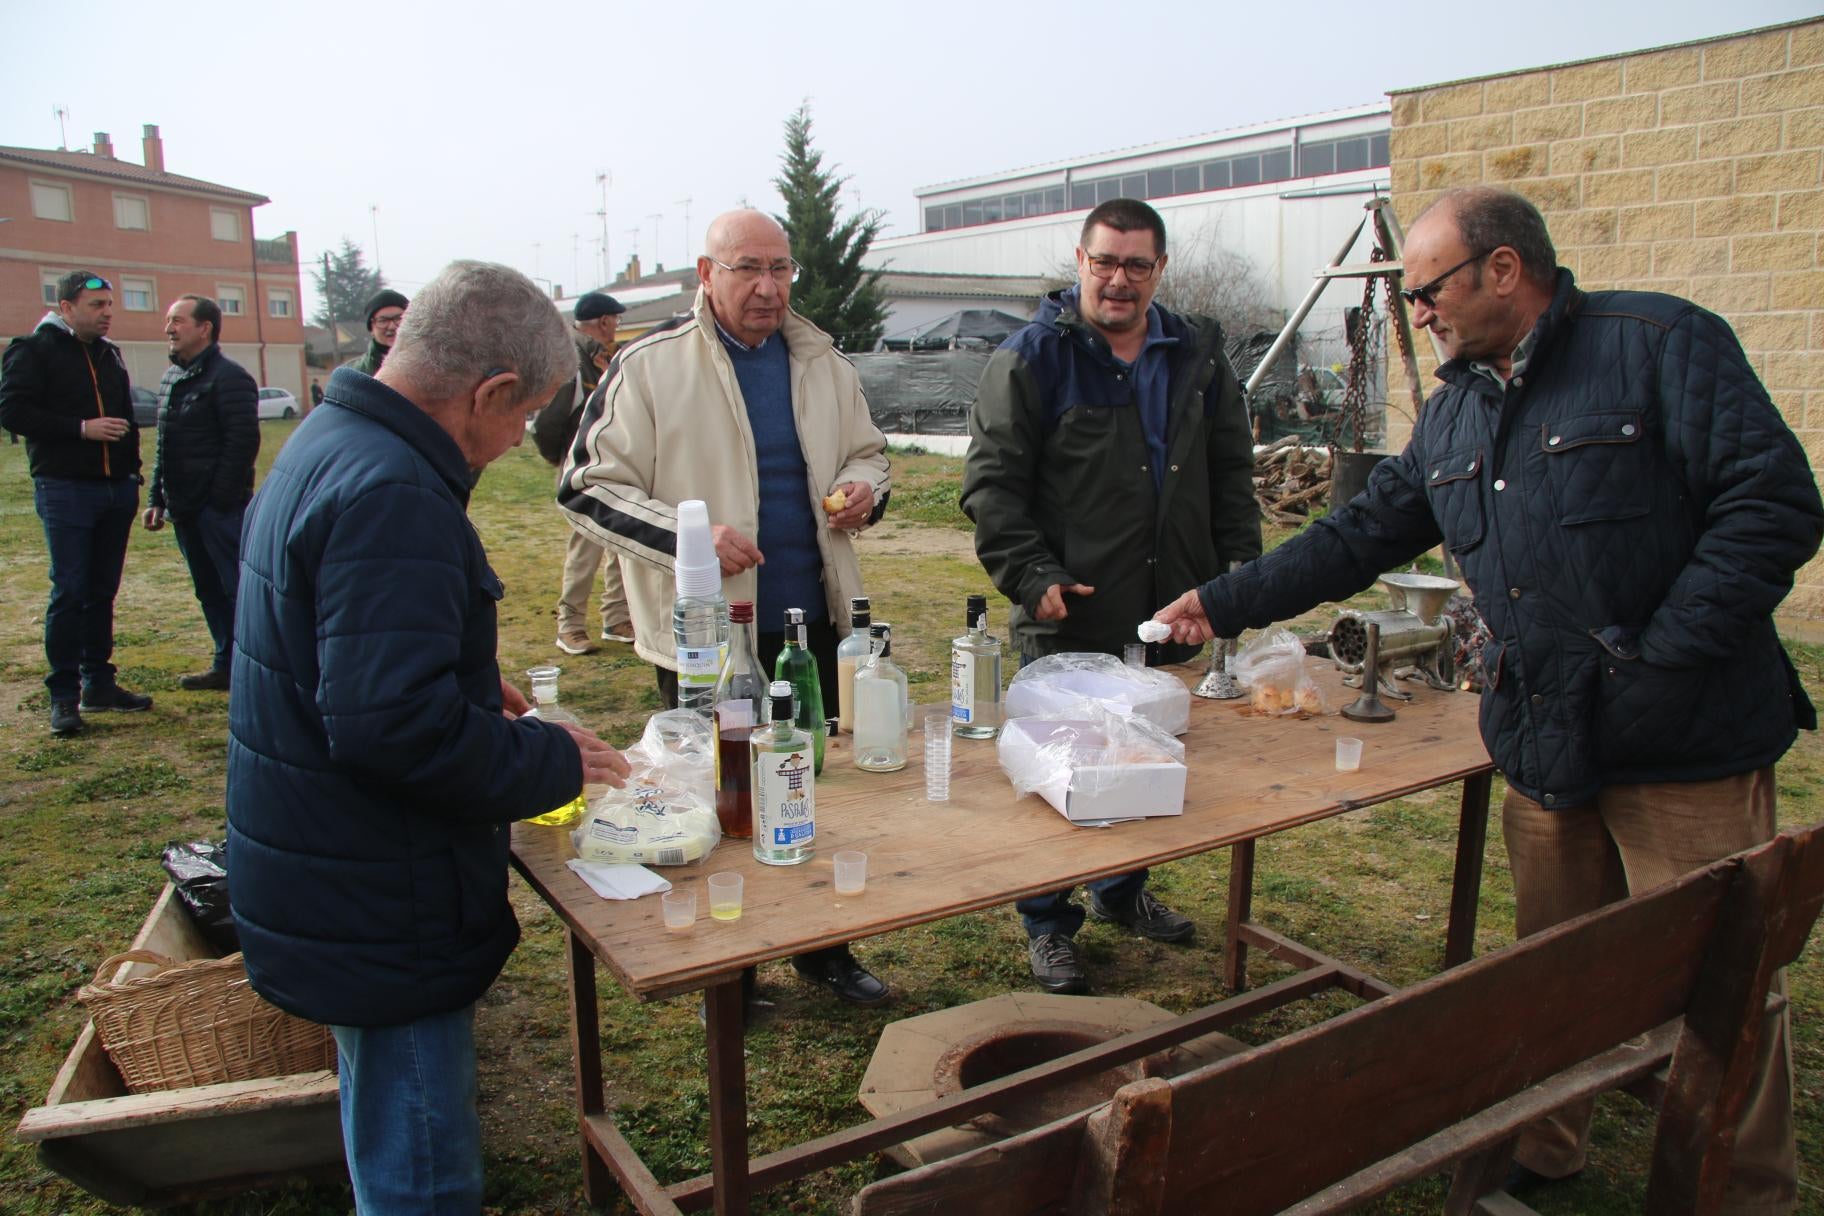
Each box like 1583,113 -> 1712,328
352,289 -> 409,375
535,292 -> 633,654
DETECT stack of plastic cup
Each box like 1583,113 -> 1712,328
923,708 -> 952,801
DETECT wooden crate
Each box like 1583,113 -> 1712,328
15,883 -> 345,1207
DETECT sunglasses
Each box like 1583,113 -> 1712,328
1398,251 -> 1491,309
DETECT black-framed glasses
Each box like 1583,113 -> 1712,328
705,256 -> 800,284
1399,250 -> 1491,309
1084,254 -> 1159,281
371,312 -> 406,327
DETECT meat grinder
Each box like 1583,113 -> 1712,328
1330,572 -> 1461,701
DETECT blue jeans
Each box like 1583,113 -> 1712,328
1013,646 -> 1151,938
331,1005 -> 484,1215
33,476 -> 137,701
172,506 -> 243,671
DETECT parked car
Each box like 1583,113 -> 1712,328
256,387 -> 299,421
130,387 -> 159,429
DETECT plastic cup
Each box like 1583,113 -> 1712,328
923,708 -> 952,802
1336,737 -> 1364,772
1123,643 -> 1146,669
833,850 -> 867,895
661,889 -> 697,929
707,872 -> 744,921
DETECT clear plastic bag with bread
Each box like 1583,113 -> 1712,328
569,710 -> 721,865
1233,628 -> 1328,716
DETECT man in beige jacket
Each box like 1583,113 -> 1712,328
560,209 -> 891,1008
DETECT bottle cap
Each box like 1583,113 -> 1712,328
729,600 -> 754,624
769,679 -> 792,698
850,596 -> 871,612
783,606 -> 804,626
966,593 -> 986,624
674,500 -> 720,598
869,623 -> 888,639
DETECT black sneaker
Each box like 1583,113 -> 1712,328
80,684 -> 153,713
1088,888 -> 1195,943
50,700 -> 83,736
792,947 -> 891,1006
178,668 -> 231,691
1028,932 -> 1088,994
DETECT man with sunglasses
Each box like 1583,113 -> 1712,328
560,208 -> 893,1010
0,270 -> 154,735
962,198 -> 1261,995
1157,186 -> 1819,1214
351,288 -> 409,374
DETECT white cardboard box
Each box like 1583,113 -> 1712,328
997,718 -> 1187,824
1003,665 -> 1192,736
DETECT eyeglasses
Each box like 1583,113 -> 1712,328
705,256 -> 800,284
1084,255 -> 1160,281
371,312 -> 406,327
1398,250 -> 1491,309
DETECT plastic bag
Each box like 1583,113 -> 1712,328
1004,652 -> 1192,736
999,707 -> 1185,798
569,710 -> 721,866
160,840 -> 238,953
1233,629 -> 1327,716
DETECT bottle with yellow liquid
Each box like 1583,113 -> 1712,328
523,665 -> 588,826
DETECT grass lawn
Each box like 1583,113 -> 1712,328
0,429 -> 1818,1214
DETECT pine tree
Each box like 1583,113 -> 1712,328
310,238 -> 387,331
773,103 -> 888,353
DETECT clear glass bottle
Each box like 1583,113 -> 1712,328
835,595 -> 873,735
712,601 -> 763,840
853,623 -> 908,772
950,593 -> 1003,739
672,500 -> 727,714
774,607 -> 827,774
523,665 -> 586,826
752,680 -> 815,866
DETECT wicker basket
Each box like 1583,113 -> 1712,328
77,949 -> 336,1093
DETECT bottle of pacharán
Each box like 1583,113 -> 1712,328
752,680 -> 815,866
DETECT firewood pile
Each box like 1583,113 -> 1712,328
1255,438 -> 1332,525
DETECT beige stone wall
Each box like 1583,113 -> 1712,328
1386,18 -> 1824,615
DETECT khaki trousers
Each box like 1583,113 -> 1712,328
553,463 -> 630,636
1502,768 -> 1797,1215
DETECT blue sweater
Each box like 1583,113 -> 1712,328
721,329 -> 825,625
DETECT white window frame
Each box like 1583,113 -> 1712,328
31,179 -> 73,222
210,207 -> 241,242
120,276 -> 156,312
40,268 -> 69,306
113,192 -> 150,230
216,284 -> 246,316
267,288 -> 294,319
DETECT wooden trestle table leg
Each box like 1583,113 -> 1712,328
1445,770 -> 1494,969
1224,839 -> 1256,993
566,928 -> 613,1204
704,976 -> 751,1216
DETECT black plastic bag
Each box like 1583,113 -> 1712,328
161,840 -> 239,953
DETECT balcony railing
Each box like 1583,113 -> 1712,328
254,236 -> 295,265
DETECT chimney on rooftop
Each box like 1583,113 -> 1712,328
92,132 -> 114,159
625,254 -> 642,284
142,124 -> 164,173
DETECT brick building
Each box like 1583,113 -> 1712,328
1386,17 -> 1824,612
0,125 -> 307,399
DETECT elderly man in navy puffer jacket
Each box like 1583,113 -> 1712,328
1159,187 -> 1820,1215
227,261 -> 629,1216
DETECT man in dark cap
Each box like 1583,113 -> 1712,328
541,292 -> 633,655
351,289 -> 409,374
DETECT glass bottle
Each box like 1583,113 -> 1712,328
950,593 -> 1003,739
773,607 -> 827,774
752,680 -> 815,866
523,665 -> 587,826
672,500 -> 728,714
853,623 -> 908,772
835,595 -> 873,735
711,601 -> 763,839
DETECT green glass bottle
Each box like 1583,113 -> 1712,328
774,607 -> 827,774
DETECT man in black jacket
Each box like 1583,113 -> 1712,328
0,270 -> 153,735
963,199 -> 1261,994
351,288 -> 408,374
1158,187 -> 1820,1214
143,295 -> 259,691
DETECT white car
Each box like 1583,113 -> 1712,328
256,387 -> 300,420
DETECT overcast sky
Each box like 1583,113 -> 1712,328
4,0 -> 1816,317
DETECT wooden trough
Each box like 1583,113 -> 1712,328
15,883 -> 345,1208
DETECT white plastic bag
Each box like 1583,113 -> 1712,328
1004,652 -> 1192,736
997,704 -> 1187,824
1233,629 -> 1327,716
569,710 -> 721,865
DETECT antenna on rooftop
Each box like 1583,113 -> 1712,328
594,170 -> 612,288
674,197 -> 693,261
53,105 -> 69,150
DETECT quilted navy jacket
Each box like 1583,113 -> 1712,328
1199,271 -> 1822,807
226,368 -> 582,1027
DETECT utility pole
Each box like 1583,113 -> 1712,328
594,170 -> 611,288
646,213 -> 664,268
572,233 -> 581,294
369,204 -> 383,276
674,197 -> 693,262
323,252 -> 343,366
532,240 -> 542,283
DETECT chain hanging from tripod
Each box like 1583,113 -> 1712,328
1329,247 -> 1392,455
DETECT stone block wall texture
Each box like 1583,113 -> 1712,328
1386,18 -> 1824,616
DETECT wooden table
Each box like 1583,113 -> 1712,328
510,662 -> 1494,1215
